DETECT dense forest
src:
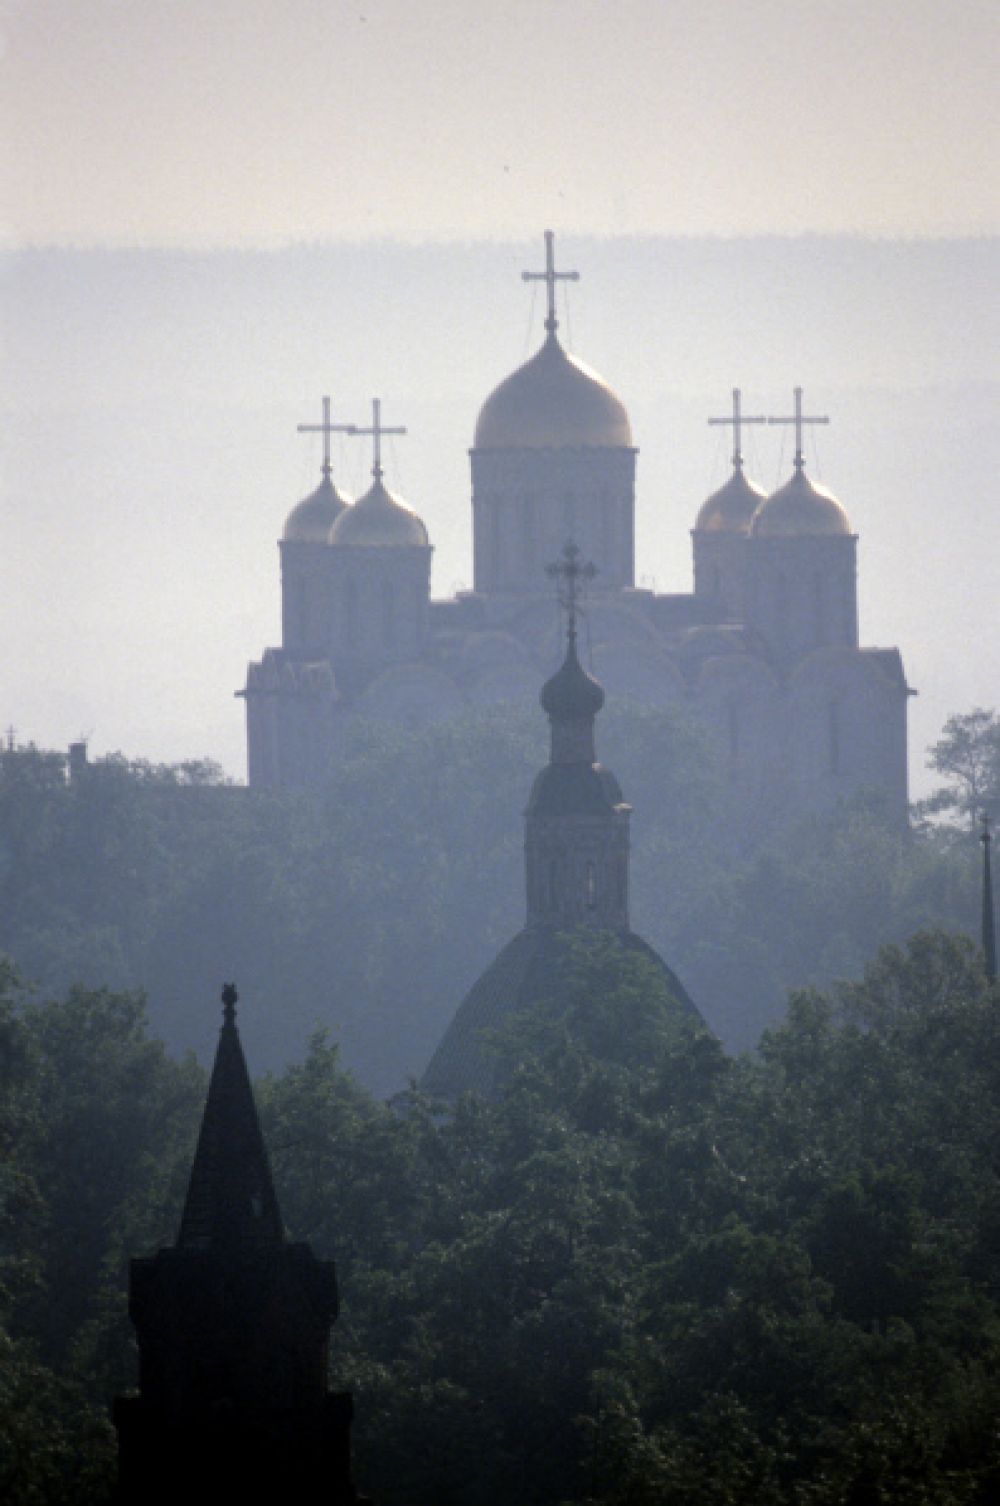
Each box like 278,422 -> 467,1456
0,702 -> 992,1090
1,705 -> 999,1502
4,928 -> 1000,1503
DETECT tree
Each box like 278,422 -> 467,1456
924,707 -> 1000,823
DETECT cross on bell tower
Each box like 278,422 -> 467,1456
708,388 -> 766,472
546,541 -> 597,644
522,230 -> 580,336
349,398 -> 407,482
768,386 -> 829,472
296,396 -> 354,478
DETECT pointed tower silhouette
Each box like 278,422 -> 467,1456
115,984 -> 365,1505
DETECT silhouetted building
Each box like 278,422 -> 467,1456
241,233 -> 911,829
422,547 -> 700,1098
115,984 -> 365,1505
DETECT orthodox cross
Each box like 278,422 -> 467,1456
522,229 -> 580,336
708,388 -> 766,471
296,396 -> 354,478
982,812 -> 997,981
546,541 -> 597,644
767,386 -> 829,472
349,398 -> 407,482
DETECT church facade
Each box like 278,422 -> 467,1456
240,234 -> 911,827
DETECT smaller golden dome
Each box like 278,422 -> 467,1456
282,474 -> 351,543
751,468 -> 852,537
694,468 -> 767,534
329,477 -> 429,548
474,333 -> 632,450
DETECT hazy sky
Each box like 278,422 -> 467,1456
2,0 -> 997,245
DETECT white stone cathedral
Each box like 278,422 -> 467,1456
240,233 -> 910,827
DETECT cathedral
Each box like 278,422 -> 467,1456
240,233 -> 911,826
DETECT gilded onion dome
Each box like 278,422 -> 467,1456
474,332 -> 633,450
282,474 -> 351,543
329,476 -> 429,548
751,468 -> 852,537
694,468 -> 767,534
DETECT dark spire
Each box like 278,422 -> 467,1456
176,984 -> 284,1251
982,814 -> 997,982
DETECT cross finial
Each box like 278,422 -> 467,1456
545,540 -> 597,644
296,396 -> 354,478
221,982 -> 238,1025
4,725 -> 15,752
522,229 -> 580,337
349,398 -> 407,482
982,813 -> 997,982
708,388 -> 766,472
768,386 -> 830,472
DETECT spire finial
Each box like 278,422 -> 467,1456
767,386 -> 830,472
982,813 -> 996,981
296,395 -> 354,479
221,981 -> 238,1025
522,229 -> 580,337
546,540 -> 597,647
708,387 -> 766,472
349,398 -> 408,482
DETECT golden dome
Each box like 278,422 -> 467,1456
751,467 -> 852,538
329,476 -> 429,548
694,468 -> 767,534
474,333 -> 633,450
282,474 -> 351,543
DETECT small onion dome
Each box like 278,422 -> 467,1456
474,333 -> 632,450
540,635 -> 605,719
282,474 -> 351,542
751,468 -> 852,537
329,476 -> 429,548
694,469 -> 767,534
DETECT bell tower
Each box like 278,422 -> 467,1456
524,544 -> 631,930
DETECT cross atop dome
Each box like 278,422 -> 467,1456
546,540 -> 597,644
708,388 -> 766,472
522,230 -> 580,337
296,396 -> 353,478
349,398 -> 407,482
768,386 -> 829,472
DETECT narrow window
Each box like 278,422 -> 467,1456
812,572 -> 824,645
586,860 -> 597,909
345,579 -> 358,647
828,701 -> 841,774
382,582 -> 395,646
548,859 -> 558,910
727,700 -> 740,760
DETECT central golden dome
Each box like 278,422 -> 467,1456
474,333 -> 633,450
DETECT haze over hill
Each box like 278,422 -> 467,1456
1,234 -> 996,791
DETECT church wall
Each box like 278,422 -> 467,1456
470,447 -> 636,593
326,547 -> 431,671
744,535 -> 858,663
787,649 -> 909,824
691,531 -> 749,620
280,541 -> 334,654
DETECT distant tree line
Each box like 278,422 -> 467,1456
0,703 -> 994,1089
